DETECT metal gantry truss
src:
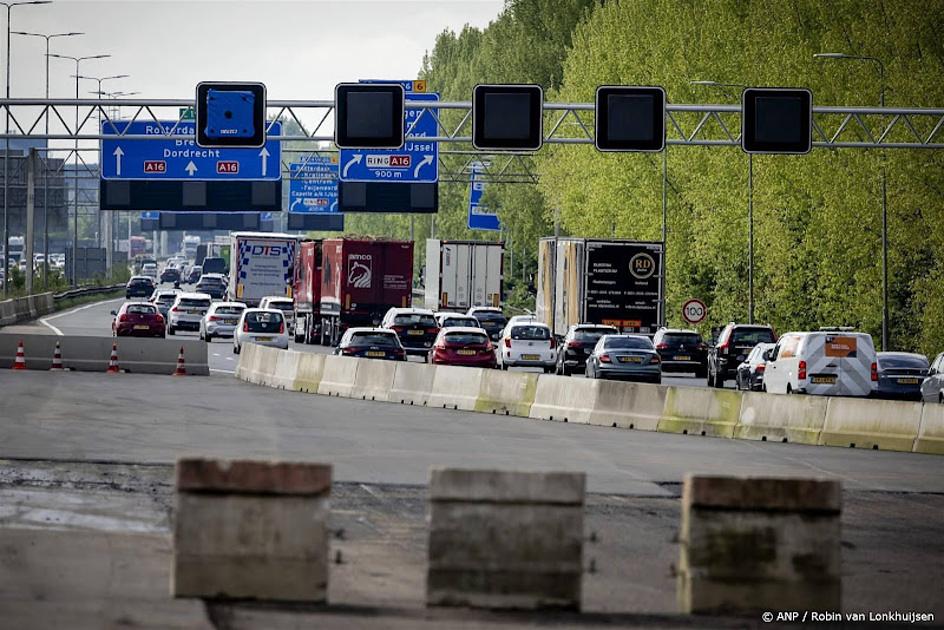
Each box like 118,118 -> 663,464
1,97 -> 943,185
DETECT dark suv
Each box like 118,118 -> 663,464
125,275 -> 155,299
653,328 -> 708,377
707,323 -> 777,388
555,324 -> 618,376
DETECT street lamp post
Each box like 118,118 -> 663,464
690,79 -> 754,323
814,52 -> 889,351
48,52 -> 109,285
1,0 -> 51,297
12,29 -> 83,289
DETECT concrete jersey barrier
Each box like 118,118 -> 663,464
587,380 -> 667,431
427,364 -> 486,411
475,369 -> 538,417
914,404 -> 944,455
293,352 -> 326,394
0,292 -> 54,327
819,397 -> 922,451
736,392 -> 828,444
389,361 -> 437,406
350,357 -> 398,402
317,355 -> 360,397
529,375 -> 597,423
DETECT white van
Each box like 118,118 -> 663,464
762,330 -> 877,397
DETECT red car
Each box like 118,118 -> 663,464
111,301 -> 166,338
428,327 -> 497,368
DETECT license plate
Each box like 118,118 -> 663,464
458,349 -> 476,356
811,375 -> 837,384
255,337 -> 272,342
619,356 -> 643,363
675,355 -> 691,361
133,325 -> 150,330
407,329 -> 424,336
522,354 -> 540,361
897,377 -> 919,385
367,351 -> 385,357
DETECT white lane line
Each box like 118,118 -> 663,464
210,368 -> 235,375
40,318 -> 63,336
212,352 -> 221,357
225,357 -> 234,361
39,298 -> 122,336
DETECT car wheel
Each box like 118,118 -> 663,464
500,362 -> 508,371
206,332 -> 213,342
786,384 -> 793,395
707,366 -> 715,388
714,370 -> 725,388
168,326 -> 175,336
233,344 -> 240,355
939,393 -> 943,405
695,366 -> 707,379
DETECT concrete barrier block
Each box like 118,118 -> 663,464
914,404 -> 944,455
475,369 -> 537,417
703,389 -> 743,438
427,468 -> 584,610
820,397 -> 921,452
529,375 -> 596,424
736,392 -> 827,444
350,357 -> 398,402
678,474 -> 841,615
658,387 -> 712,435
292,352 -> 326,394
238,343 -> 280,385
588,380 -> 666,431
173,458 -> 331,602
266,349 -> 300,390
317,355 -> 360,397
427,364 -> 486,411
390,361 -> 437,406
234,341 -> 258,380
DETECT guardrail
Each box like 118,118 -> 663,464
53,283 -> 124,303
0,284 -> 123,328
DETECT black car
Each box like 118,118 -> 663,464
707,323 -> 777,388
382,308 -> 440,360
125,275 -> 155,299
335,328 -> 406,361
874,352 -> 929,401
468,307 -> 507,341
735,342 -> 776,391
201,256 -> 227,275
555,324 -> 618,376
184,265 -> 202,284
653,328 -> 708,377
195,276 -> 226,300
160,267 -> 181,284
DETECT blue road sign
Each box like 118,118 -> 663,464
339,84 -> 438,184
290,156 -> 339,213
468,165 -> 500,231
101,120 -> 281,181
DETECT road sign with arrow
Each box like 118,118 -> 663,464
339,86 -> 438,184
290,156 -> 339,214
100,120 -> 281,181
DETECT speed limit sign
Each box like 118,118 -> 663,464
682,299 -> 707,325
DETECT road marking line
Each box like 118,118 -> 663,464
39,298 -> 123,336
210,368 -> 235,375
225,357 -> 234,361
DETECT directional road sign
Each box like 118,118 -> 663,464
468,164 -> 500,231
101,120 -> 281,181
339,84 -> 438,184
289,156 -> 339,213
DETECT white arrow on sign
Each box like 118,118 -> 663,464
259,147 -> 270,177
414,154 -> 434,178
113,146 -> 124,176
290,198 -> 301,212
330,200 -> 338,212
185,161 -> 197,177
342,154 -> 362,178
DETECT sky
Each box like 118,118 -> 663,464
6,0 -> 504,100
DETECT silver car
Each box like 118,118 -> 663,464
200,302 -> 246,342
233,308 -> 289,354
167,292 -> 212,335
585,334 -> 662,384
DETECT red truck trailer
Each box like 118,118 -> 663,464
293,239 -> 322,344
319,238 -> 414,345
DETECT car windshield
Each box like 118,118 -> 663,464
126,304 -> 156,315
214,306 -> 244,315
511,325 -> 550,341
350,333 -> 399,347
574,328 -> 616,341
130,278 -> 152,286
474,311 -> 506,324
267,301 -> 293,311
245,311 -> 283,332
157,294 -> 177,304
663,333 -> 702,346
444,332 -> 489,345
443,317 -> 479,328
878,355 -> 929,369
604,336 -> 653,350
393,313 -> 436,327
731,327 -> 776,345
198,278 -> 223,286
179,298 -> 211,309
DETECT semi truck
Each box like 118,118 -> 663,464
292,239 -> 322,344
424,239 -> 503,312
228,232 -> 299,307
319,237 -> 413,345
536,237 -> 664,337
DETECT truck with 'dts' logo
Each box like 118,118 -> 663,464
318,238 -> 414,346
228,232 -> 299,307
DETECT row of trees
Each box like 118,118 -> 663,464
330,0 -> 944,355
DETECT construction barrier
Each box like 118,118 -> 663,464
529,375 -> 596,423
736,391 -> 828,444
350,357 -> 398,402
587,380 -> 667,431
389,361 -> 437,406
427,364 -> 486,411
658,387 -> 715,435
317,355 -> 359,397
293,352 -> 326,394
914,404 -> 944,455
819,397 -> 922,452
0,292 -> 53,327
474,369 -> 538,416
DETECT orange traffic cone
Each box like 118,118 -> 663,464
172,346 -> 187,376
106,342 -> 120,374
12,340 -> 26,370
50,342 -> 64,371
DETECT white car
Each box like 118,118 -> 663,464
200,302 -> 246,341
498,320 -> 557,372
167,292 -> 212,335
763,329 -> 877,397
259,296 -> 296,336
435,312 -> 483,330
233,308 -> 289,354
141,262 -> 158,279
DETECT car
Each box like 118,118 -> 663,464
125,275 -> 155,299
195,273 -> 227,300
434,312 -> 483,330
149,288 -> 181,318
921,352 -> 944,404
382,307 -> 440,361
184,265 -> 202,284
498,320 -> 556,372
873,352 -> 929,401
585,334 -> 662,383
141,262 -> 158,279
167,292 -> 212,335
429,327 -> 497,368
762,329 -> 877,397
160,267 -> 181,284
200,302 -> 247,341
259,296 -> 296,336
707,323 -> 778,388
467,306 -> 508,341
735,342 -> 776,391
554,324 -> 619,376
334,327 -> 406,361
505,314 -> 539,327
110,301 -> 165,338
201,256 -> 227,275
233,308 -> 289,354
653,328 -> 709,377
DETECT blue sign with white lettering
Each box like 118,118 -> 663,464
468,166 -> 500,231
101,120 -> 281,181
339,84 -> 438,184
290,157 -> 339,213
